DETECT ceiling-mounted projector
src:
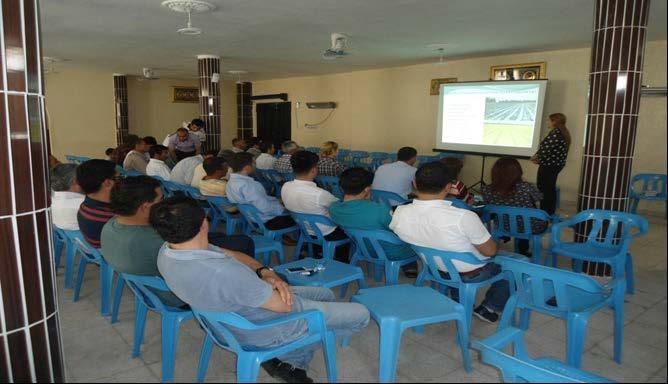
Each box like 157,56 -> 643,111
306,102 -> 337,109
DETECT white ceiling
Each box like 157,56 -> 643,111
40,0 -> 667,81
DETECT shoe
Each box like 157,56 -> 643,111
473,305 -> 499,323
261,358 -> 314,383
402,265 -> 418,278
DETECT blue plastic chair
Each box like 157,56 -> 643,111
193,309 -> 337,383
351,285 -> 471,382
315,175 -> 344,199
252,169 -> 275,195
290,212 -> 351,261
548,209 -> 648,294
69,232 -> 121,317
411,245 -> 514,329
349,151 -> 370,167
370,189 -> 409,208
369,152 -> 389,171
628,173 -> 666,217
65,155 -> 91,164
495,256 -> 626,369
121,273 -> 194,383
160,180 -> 189,198
53,228 -> 65,269
274,257 -> 366,298
472,327 -> 612,383
234,204 -> 291,265
53,227 -> 78,289
343,228 -> 419,285
262,169 -> 288,198
445,197 -> 474,211
416,155 -> 437,166
205,196 -> 246,235
482,205 -> 552,265
305,146 -> 320,153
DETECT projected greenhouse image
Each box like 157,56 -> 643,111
483,96 -> 537,147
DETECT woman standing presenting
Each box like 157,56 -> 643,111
531,113 -> 571,215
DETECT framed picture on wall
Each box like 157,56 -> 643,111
490,62 -> 546,81
172,86 -> 199,103
430,77 -> 458,95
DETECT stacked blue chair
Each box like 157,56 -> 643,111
628,173 -> 666,217
65,155 -> 91,164
369,152 -> 389,171
387,153 -> 397,163
370,189 -> 409,208
495,256 -> 626,368
236,204 -> 295,265
70,231 -> 122,317
549,209 -> 648,294
482,205 -> 552,265
193,309 -> 336,383
349,151 -> 370,167
416,155 -> 438,166
315,175 -> 343,199
290,213 -> 351,261
411,245 -> 514,329
121,273 -> 194,383
344,228 -> 419,285
205,196 -> 246,235
305,146 -> 320,153
472,327 -> 612,382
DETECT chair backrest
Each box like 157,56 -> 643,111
290,212 -> 338,243
182,185 -> 206,200
445,197 -> 474,211
495,256 -> 610,315
314,176 -> 343,199
305,147 -> 320,153
66,155 -> 91,164
121,273 -> 181,312
68,230 -> 103,262
552,209 -> 648,252
482,205 -> 551,239
236,204 -> 270,235
629,173 -> 667,200
370,189 -> 409,208
350,151 -> 370,166
369,152 -> 389,171
206,196 -> 239,219
416,155 -> 437,166
343,228 -> 405,262
410,244 -> 489,286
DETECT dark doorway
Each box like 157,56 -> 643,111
256,102 -> 291,150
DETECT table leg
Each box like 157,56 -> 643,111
378,321 -> 402,383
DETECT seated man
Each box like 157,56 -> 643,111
199,157 -> 229,197
255,142 -> 277,170
390,161 -> 507,323
152,196 -> 369,383
122,137 -> 149,174
226,153 -> 297,233
329,167 -> 417,277
246,137 -> 262,158
76,159 -> 118,247
371,146 -> 418,202
170,150 -> 217,185
281,151 -> 350,262
102,177 -> 255,304
231,138 -> 247,153
146,144 -> 171,180
51,163 -> 85,230
273,140 -> 299,174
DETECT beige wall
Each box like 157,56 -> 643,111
253,40 -> 667,211
45,71 -> 237,160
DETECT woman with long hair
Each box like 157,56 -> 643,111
531,113 -> 570,214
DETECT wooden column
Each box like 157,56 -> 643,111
0,0 -> 65,381
197,55 -> 221,152
237,82 -> 253,139
113,74 -> 129,145
577,0 -> 650,274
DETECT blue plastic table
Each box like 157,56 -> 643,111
274,258 -> 366,297
352,284 -> 472,382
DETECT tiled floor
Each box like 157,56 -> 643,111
57,203 -> 667,383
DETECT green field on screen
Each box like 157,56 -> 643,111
482,123 -> 534,147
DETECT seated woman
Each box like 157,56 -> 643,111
440,157 -> 474,205
317,141 -> 346,176
481,157 -> 545,256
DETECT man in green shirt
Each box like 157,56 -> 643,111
329,167 -> 417,277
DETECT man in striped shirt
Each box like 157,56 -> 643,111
76,159 -> 118,248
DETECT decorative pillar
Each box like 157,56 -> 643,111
237,82 -> 253,139
113,74 -> 129,145
197,55 -> 221,152
1,0 -> 65,382
577,0 -> 650,274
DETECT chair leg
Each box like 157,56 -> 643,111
54,237 -> 63,269
378,322 -> 402,383
565,313 -> 589,369
111,276 -> 125,324
197,335 -> 214,383
460,285 -> 477,328
275,245 -> 285,264
384,262 -> 399,285
73,257 -> 88,302
624,254 -> 635,294
161,313 -> 183,383
100,264 -> 114,316
236,354 -> 261,383
293,236 -> 304,260
323,331 -> 337,383
532,235 -> 543,265
132,298 -> 148,358
64,242 -> 77,289
613,294 -> 625,364
519,308 -> 531,330
455,316 -> 472,372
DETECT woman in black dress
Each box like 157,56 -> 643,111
531,113 -> 571,215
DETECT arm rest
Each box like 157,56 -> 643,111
472,327 -> 524,353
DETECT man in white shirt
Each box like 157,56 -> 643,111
281,151 -> 350,262
188,118 -> 207,144
50,164 -> 85,230
146,145 -> 171,180
390,161 -> 508,323
170,150 -> 217,185
371,147 -> 418,202
255,142 -> 277,170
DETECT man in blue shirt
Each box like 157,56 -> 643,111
168,127 -> 201,161
371,147 -> 418,202
226,152 -> 297,231
152,196 -> 369,383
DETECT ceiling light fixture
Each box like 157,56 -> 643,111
228,70 -> 247,84
427,43 -> 450,66
161,0 -> 215,36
